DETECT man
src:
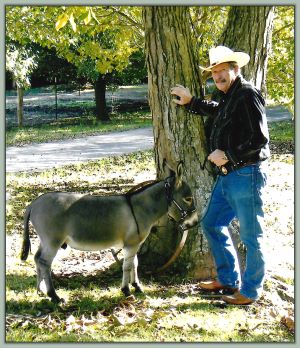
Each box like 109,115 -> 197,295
171,46 -> 270,305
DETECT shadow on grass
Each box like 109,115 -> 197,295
6,260 -> 215,317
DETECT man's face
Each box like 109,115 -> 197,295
211,62 -> 238,93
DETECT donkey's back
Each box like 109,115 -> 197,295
24,192 -> 137,252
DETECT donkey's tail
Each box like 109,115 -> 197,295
20,205 -> 32,261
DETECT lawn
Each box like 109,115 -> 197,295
6,111 -> 152,146
6,143 -> 294,342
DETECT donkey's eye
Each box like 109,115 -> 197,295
183,197 -> 193,205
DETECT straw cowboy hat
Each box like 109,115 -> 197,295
200,46 -> 250,71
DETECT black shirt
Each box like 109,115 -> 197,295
186,75 -> 270,166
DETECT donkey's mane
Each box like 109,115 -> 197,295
126,179 -> 160,196
126,176 -> 175,196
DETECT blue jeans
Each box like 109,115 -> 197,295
201,163 -> 268,300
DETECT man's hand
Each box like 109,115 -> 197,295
208,149 -> 229,167
170,84 -> 192,105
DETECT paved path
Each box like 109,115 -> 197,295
6,127 -> 154,173
6,106 -> 292,173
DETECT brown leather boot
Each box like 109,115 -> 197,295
199,279 -> 237,292
222,291 -> 254,305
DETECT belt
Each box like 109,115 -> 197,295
218,161 -> 260,176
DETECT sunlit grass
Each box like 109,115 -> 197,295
6,111 -> 152,146
268,120 -> 294,142
6,268 -> 293,342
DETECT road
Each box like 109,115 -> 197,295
6,127 -> 154,173
6,105 -> 292,173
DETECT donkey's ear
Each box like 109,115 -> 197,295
175,162 -> 184,187
163,159 -> 175,178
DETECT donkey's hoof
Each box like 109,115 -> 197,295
51,296 -> 65,304
132,283 -> 143,293
121,286 -> 131,297
37,290 -> 45,298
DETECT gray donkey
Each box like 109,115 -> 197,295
20,162 -> 198,303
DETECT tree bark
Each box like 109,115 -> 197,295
141,6 -> 216,279
220,6 -> 275,94
17,86 -> 24,128
94,75 -> 109,122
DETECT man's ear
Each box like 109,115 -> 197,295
175,162 -> 184,188
234,65 -> 240,75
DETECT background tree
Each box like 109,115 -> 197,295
220,6 -> 275,93
6,6 -> 143,122
6,43 -> 37,127
29,45 -> 87,89
267,6 -> 294,116
190,6 -> 229,80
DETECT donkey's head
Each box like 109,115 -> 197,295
164,161 -> 198,231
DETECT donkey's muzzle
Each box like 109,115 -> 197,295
179,210 -> 198,231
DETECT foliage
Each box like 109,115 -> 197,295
109,49 -> 147,86
6,43 -> 37,89
189,6 -> 294,111
29,45 -> 85,87
6,6 -> 143,82
189,6 -> 229,69
6,6 -> 294,109
267,6 -> 294,115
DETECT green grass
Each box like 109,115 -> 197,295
6,110 -> 152,146
6,249 -> 294,343
6,265 -> 294,343
6,149 -> 294,343
268,120 -> 294,142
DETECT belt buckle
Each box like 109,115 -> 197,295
221,166 -> 228,175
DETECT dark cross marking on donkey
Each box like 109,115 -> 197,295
20,162 -> 198,303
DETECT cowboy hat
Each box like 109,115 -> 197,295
200,46 -> 250,71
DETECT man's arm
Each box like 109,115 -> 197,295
170,84 -> 218,117
225,89 -> 269,165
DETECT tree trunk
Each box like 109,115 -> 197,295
94,75 -> 109,122
140,6 -> 216,279
220,6 -> 275,94
17,86 -> 24,128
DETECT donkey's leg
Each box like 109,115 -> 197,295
34,244 -> 61,303
34,246 -> 43,295
121,246 -> 139,297
131,255 -> 143,293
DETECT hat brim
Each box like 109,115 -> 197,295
200,52 -> 250,71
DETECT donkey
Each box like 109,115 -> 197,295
20,162 -> 198,303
